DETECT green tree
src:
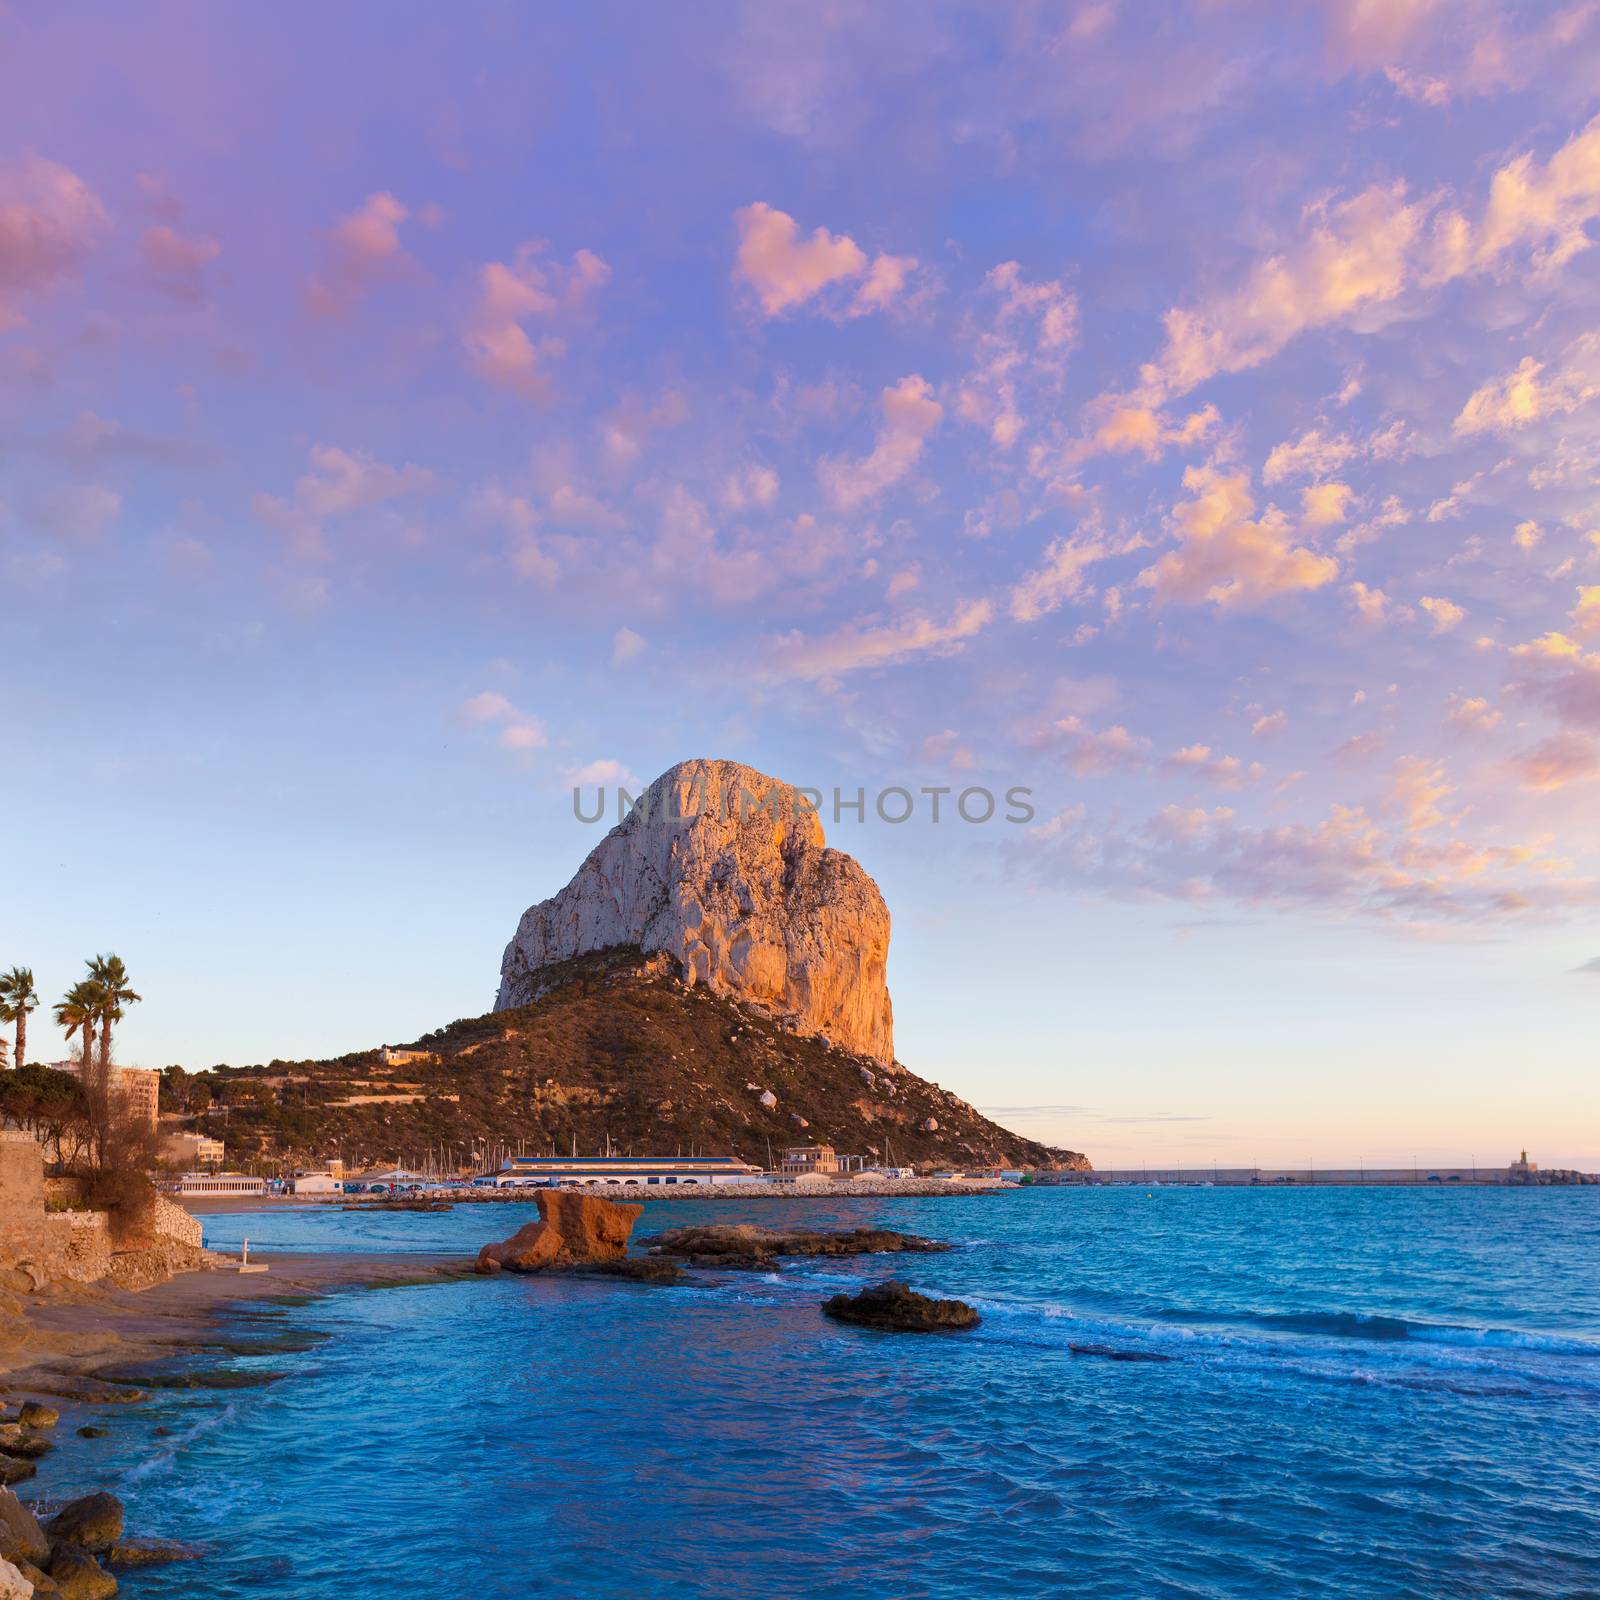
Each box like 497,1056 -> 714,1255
0,1064 -> 90,1163
0,966 -> 39,1072
87,953 -> 140,1072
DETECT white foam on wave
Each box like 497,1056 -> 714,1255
124,1400 -> 241,1484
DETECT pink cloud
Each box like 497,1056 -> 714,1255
1165,744 -> 1265,790
0,154 -> 109,327
732,202 -> 917,320
817,374 -> 942,510
254,445 -> 437,558
1514,731 -> 1600,791
465,243 -> 609,400
767,598 -> 992,681
1031,797 -> 1595,923
138,223 -> 221,303
1138,466 -> 1339,610
1050,716 -> 1150,777
304,192 -> 412,317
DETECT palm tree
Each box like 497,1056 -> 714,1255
87,954 -> 140,1072
0,967 -> 39,1073
54,980 -> 101,1072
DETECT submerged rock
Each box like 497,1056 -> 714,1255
48,1545 -> 116,1600
0,1488 -> 49,1566
105,1539 -> 202,1569
648,1224 -> 947,1270
46,1493 -> 123,1555
476,1190 -> 642,1274
1067,1342 -> 1173,1363
75,1430 -> 107,1441
823,1280 -> 980,1333
572,1257 -> 688,1286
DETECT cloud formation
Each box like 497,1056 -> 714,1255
1138,466 -> 1339,609
466,242 -> 609,400
818,374 -> 942,509
732,202 -> 915,319
460,690 -> 547,753
0,155 -> 109,327
1118,113 -> 1600,409
305,192 -> 412,316
767,598 -> 992,680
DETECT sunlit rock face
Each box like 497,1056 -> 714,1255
495,759 -> 895,1062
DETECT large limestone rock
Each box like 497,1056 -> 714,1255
475,1191 -> 642,1274
496,759 -> 895,1061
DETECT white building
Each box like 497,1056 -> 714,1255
291,1172 -> 343,1195
489,1154 -> 764,1188
168,1171 -> 267,1198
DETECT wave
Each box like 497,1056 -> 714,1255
1189,1308 -> 1600,1355
124,1400 -> 240,1484
955,1292 -> 1600,1401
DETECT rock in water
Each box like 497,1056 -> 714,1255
823,1280 -> 980,1332
0,1489 -> 49,1567
649,1225 -> 948,1270
495,759 -> 895,1062
48,1545 -> 116,1600
44,1494 -> 122,1555
476,1190 -> 642,1274
104,1540 -> 202,1569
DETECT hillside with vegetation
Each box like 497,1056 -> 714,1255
158,947 -> 1087,1174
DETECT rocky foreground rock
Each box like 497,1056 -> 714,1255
647,1224 -> 947,1271
476,1191 -> 642,1274
496,758 -> 895,1062
823,1281 -> 981,1332
2,1475 -> 208,1598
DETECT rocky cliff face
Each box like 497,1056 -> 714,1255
496,759 -> 895,1061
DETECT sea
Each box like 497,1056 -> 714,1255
39,1186 -> 1600,1599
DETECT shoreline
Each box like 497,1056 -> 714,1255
1,1250 -> 474,1393
179,1177 -> 1017,1214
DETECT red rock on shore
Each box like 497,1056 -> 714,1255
475,1191 -> 642,1274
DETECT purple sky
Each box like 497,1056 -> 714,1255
3,1 -> 1598,1166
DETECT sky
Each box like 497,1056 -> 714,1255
2,0 -> 1598,1169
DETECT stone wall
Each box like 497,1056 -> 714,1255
0,1130 -> 45,1220
0,1129 -> 209,1292
147,1195 -> 204,1250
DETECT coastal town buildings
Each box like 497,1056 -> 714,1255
291,1171 -> 344,1195
487,1153 -> 764,1187
166,1171 -> 268,1197
162,1131 -> 226,1168
780,1145 -> 839,1176
379,1047 -> 437,1066
51,1061 -> 161,1130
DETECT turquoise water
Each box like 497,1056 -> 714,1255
49,1189 -> 1600,1598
